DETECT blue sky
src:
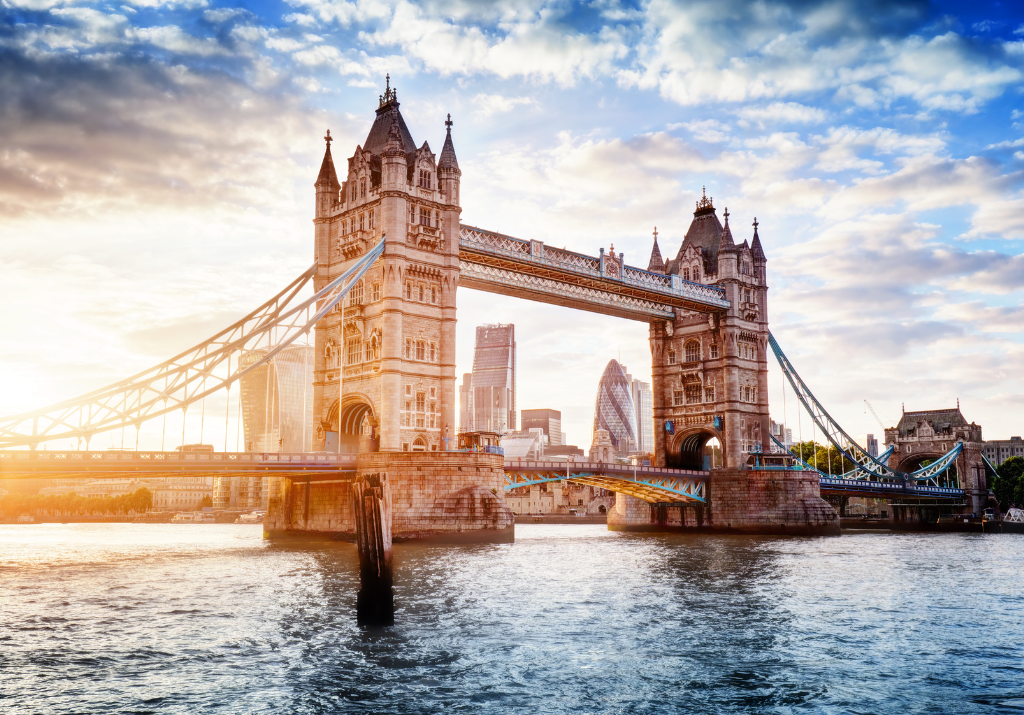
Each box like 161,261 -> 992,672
1,0 -> 1023,449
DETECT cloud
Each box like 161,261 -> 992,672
672,119 -> 731,143
737,101 -> 829,126
473,93 -> 535,118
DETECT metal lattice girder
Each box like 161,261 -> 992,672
504,461 -> 707,503
818,476 -> 964,500
768,332 -> 964,485
768,433 -> 897,481
0,239 -> 386,449
459,225 -> 729,321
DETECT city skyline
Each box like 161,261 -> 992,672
1,1 -> 1023,452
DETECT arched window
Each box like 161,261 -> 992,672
685,340 -> 700,362
368,211 -> 375,231
434,211 -> 440,228
668,349 -> 676,365
372,283 -> 381,302
429,343 -> 436,361
683,268 -> 690,281
405,339 -> 411,359
359,213 -> 365,231
431,287 -> 437,304
350,183 -> 355,201
350,280 -> 363,305
346,337 -> 361,365
710,344 -> 719,359
412,437 -> 427,452
409,204 -> 416,223
360,178 -> 366,198
416,341 -> 425,360
418,284 -> 424,301
405,282 -> 412,300
693,267 -> 700,281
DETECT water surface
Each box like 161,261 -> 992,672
1,524 -> 1022,713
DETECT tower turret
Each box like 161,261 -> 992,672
315,129 -> 340,219
647,227 -> 665,273
381,121 -> 407,189
438,113 -> 461,207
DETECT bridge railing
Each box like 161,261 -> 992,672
504,460 -> 709,478
818,476 -> 964,497
459,226 -> 729,309
0,451 -> 358,466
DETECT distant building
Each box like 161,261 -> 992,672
521,408 -> 562,446
592,360 -> 636,457
546,444 -> 585,459
984,436 -> 1023,466
469,324 -> 516,432
770,420 -> 793,448
501,428 -> 547,461
152,477 -> 214,511
866,434 -> 879,458
458,372 -> 474,432
624,372 -> 653,455
216,344 -> 314,511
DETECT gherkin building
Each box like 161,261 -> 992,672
593,359 -> 637,455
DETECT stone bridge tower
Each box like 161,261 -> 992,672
647,191 -> 770,470
312,77 -> 462,453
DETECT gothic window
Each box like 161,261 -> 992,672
359,213 -> 365,231
418,284 -> 424,301
350,280 -> 363,305
405,339 -> 411,359
693,267 -> 700,282
684,340 -> 700,362
683,268 -> 690,281
416,393 -> 425,412
429,343 -> 436,361
406,385 -> 411,396
429,414 -> 436,429
431,287 -> 437,304
673,389 -> 684,406
429,401 -> 435,414
371,335 -> 380,360
685,384 -> 701,404
325,341 -> 338,369
409,204 -> 416,223
420,207 -> 429,226
434,211 -> 440,228
705,386 -> 715,402
668,349 -> 677,366
416,341 -> 425,360
346,337 -> 361,365
743,386 -> 752,402
360,178 -> 366,198
350,183 -> 356,201
372,283 -> 381,302
405,282 -> 412,300
369,211 -> 375,231
710,344 -> 719,359
364,341 -> 372,362
430,387 -> 436,398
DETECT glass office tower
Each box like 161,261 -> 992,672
592,359 -> 637,456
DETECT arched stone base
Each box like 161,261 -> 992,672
263,451 -> 514,543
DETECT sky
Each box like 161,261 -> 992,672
1,0 -> 1023,451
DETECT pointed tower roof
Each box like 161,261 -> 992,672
438,113 -> 460,172
750,217 -> 766,261
675,187 -> 723,268
647,227 -> 665,273
315,129 -> 340,190
362,74 -> 417,157
718,207 -> 737,253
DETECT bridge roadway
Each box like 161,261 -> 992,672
0,451 -> 966,505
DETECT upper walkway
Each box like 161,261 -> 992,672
458,225 -> 729,322
504,460 -> 709,503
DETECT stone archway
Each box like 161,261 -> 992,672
668,427 -> 724,471
324,396 -> 377,454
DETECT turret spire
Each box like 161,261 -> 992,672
750,216 -> 766,261
315,128 -> 340,190
647,226 -> 665,273
438,112 -> 460,172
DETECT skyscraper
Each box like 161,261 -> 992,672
629,378 -> 653,454
458,372 -> 474,432
521,408 -> 562,446
215,344 -> 314,511
471,324 -> 516,432
592,359 -> 637,457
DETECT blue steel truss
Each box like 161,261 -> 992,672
504,461 -> 707,503
768,332 -> 963,486
0,238 -> 386,449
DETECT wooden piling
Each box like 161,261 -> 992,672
353,472 -> 394,626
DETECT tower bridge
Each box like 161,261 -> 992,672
0,77 -> 990,540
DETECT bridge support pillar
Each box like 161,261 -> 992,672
608,469 -> 838,535
264,452 -> 514,542
354,472 -> 394,626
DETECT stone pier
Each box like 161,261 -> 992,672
608,468 -> 839,536
264,451 -> 514,543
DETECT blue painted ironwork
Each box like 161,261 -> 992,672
768,332 -> 963,486
504,460 -> 707,503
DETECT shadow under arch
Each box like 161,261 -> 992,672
324,396 -> 377,453
668,427 -> 723,471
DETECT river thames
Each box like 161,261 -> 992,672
1,523 -> 1022,713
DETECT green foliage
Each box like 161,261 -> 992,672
789,440 -> 855,475
0,487 -> 153,518
993,456 -> 1024,511
199,494 -> 213,508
